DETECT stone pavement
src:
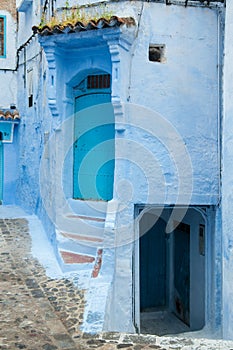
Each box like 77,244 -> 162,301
1,217 -> 233,350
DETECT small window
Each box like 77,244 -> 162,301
0,16 -> 6,57
149,44 -> 166,63
87,74 -> 110,89
28,95 -> 33,107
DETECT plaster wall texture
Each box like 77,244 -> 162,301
0,8 -> 18,205
123,3 -> 220,205
15,1 -> 60,249
17,0 -> 42,45
0,9 -> 17,69
3,128 -> 19,204
0,71 -> 17,108
16,0 -> 53,231
222,0 -> 233,340
15,0 -> 47,210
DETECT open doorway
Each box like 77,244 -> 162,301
137,207 -> 206,336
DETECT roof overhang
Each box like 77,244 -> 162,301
34,17 -> 136,124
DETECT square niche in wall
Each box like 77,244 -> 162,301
149,44 -> 166,63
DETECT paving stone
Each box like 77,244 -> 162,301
86,339 -> 106,345
123,335 -> 157,345
42,344 -> 58,350
53,334 -> 76,348
101,332 -> 121,341
30,289 -> 45,298
15,343 -> 27,349
25,279 -> 40,289
82,333 -> 99,339
117,344 -> 134,349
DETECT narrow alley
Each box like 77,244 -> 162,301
0,208 -> 233,350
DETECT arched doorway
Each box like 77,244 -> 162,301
73,73 -> 115,201
137,207 -> 206,335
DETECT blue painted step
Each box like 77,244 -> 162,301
55,199 -> 107,272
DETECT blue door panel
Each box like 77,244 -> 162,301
73,93 -> 115,201
140,217 -> 167,310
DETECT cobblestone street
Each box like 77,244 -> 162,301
0,216 -> 233,350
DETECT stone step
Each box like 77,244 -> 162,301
60,250 -> 96,264
55,199 -> 107,274
58,249 -> 96,272
56,214 -> 105,237
60,231 -> 103,243
65,213 -> 105,229
58,249 -> 103,277
66,214 -> 105,223
67,198 -> 107,219
56,230 -> 99,257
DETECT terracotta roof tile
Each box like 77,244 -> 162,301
32,16 -> 135,36
0,109 -> 20,121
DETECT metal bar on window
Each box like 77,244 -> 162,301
0,18 -> 4,57
87,74 -> 111,90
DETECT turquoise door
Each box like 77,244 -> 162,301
73,93 -> 115,200
140,217 -> 167,311
0,140 -> 3,204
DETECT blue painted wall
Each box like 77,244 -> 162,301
0,6 -> 18,205
103,2 -> 222,334
13,0 -> 226,337
16,2 -> 221,211
222,0 -> 233,340
119,3 -> 220,205
3,128 -> 19,204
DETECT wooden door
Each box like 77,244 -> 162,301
140,218 -> 167,310
73,93 -> 115,201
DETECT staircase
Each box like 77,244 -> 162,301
55,199 -> 108,276
53,198 -> 118,333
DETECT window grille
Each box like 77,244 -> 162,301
0,17 -> 5,57
87,74 -> 111,90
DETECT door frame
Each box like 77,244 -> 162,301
133,205 -> 210,334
